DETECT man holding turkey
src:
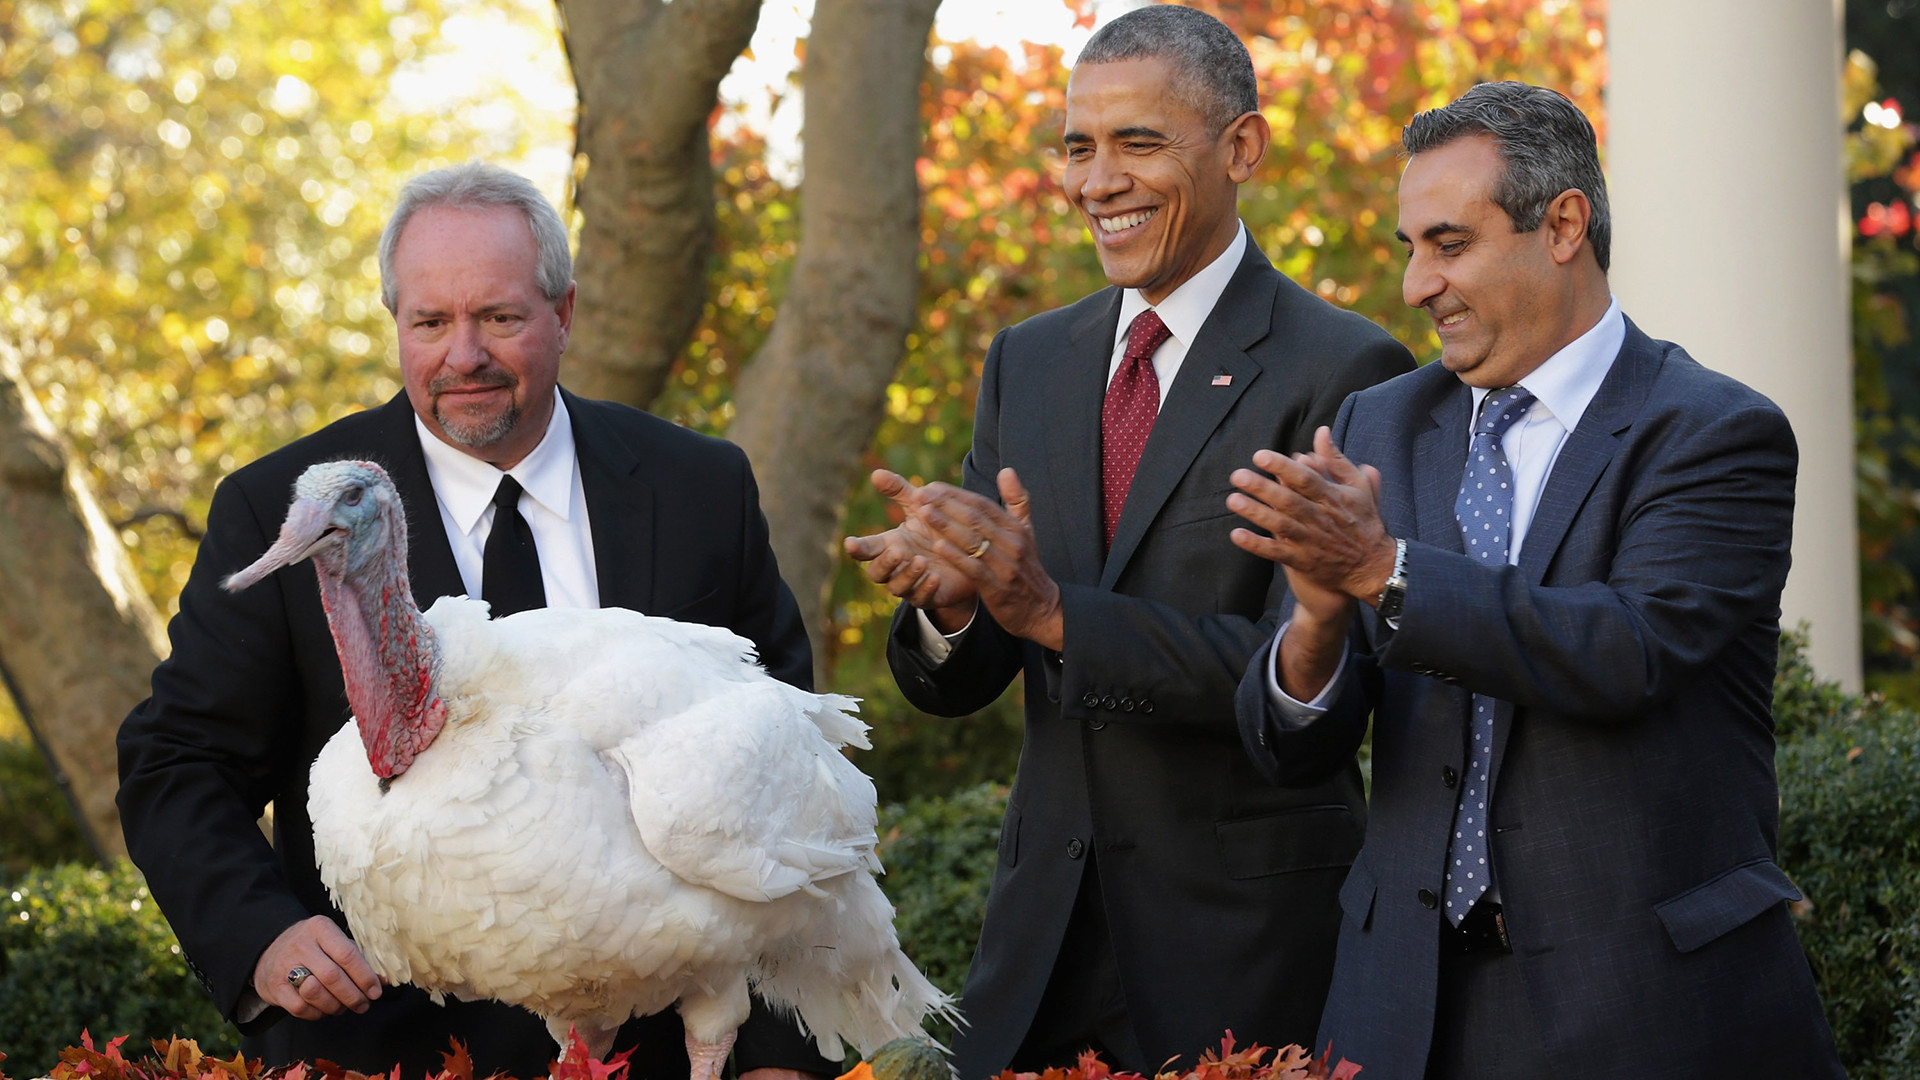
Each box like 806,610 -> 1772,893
118,162 -> 834,1080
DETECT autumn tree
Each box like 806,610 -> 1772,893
0,0 -> 516,854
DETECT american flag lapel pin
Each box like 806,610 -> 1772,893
1212,374 -> 1233,386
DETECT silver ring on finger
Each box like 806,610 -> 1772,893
967,538 -> 991,559
287,965 -> 313,990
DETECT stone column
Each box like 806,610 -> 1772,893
1608,0 -> 1861,689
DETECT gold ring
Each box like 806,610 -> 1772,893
287,965 -> 312,990
967,539 -> 991,559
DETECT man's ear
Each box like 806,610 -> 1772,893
1224,109 -> 1271,184
1543,188 -> 1594,267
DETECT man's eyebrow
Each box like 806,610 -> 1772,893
1392,222 -> 1473,244
1063,125 -> 1170,146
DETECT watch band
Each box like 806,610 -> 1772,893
1376,537 -> 1409,628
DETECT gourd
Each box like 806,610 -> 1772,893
866,1037 -> 956,1080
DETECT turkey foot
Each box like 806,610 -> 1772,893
685,1028 -> 738,1080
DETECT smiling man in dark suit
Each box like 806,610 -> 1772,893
1229,82 -> 1844,1079
117,162 -> 834,1080
844,7 -> 1411,1077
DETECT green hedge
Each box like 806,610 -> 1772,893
874,781 -> 1006,1044
0,862 -> 238,1073
1775,632 -> 1920,1079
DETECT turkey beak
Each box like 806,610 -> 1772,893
222,498 -> 344,592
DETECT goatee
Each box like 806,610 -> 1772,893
430,371 -> 520,450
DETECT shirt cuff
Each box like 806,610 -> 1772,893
913,605 -> 975,665
236,988 -> 270,1024
1264,619 -> 1349,722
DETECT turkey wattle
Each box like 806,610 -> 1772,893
223,459 -> 954,1077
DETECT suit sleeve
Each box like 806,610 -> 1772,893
1381,399 -> 1797,721
1055,335 -> 1412,731
116,475 -> 319,1026
729,449 -> 814,693
1234,390 -> 1388,785
885,328 -> 1028,716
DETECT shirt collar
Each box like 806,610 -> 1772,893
1471,296 -> 1625,431
1115,221 -> 1248,349
414,392 -> 578,536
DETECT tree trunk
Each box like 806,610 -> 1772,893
0,351 -> 167,859
728,0 -> 943,673
557,0 -> 765,408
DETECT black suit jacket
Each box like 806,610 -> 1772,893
1237,322 -> 1844,1079
117,390 -> 831,1079
887,241 -> 1414,1078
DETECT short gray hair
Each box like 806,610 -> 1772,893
1076,5 -> 1257,134
1402,81 -> 1611,272
378,161 -> 572,310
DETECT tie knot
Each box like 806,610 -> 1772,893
491,474 -> 524,512
1124,309 -> 1172,363
1475,385 -> 1535,440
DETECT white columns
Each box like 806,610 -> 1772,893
1608,0 -> 1861,690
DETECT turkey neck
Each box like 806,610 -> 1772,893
314,502 -> 447,782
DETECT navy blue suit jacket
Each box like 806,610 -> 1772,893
1237,321 -> 1844,1079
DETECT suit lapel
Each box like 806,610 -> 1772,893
1491,321 -> 1660,791
369,393 -> 466,606
1515,320 -> 1659,585
1414,383 -> 1472,552
1098,246 -> 1270,591
563,389 -> 657,613
1040,292 -> 1120,588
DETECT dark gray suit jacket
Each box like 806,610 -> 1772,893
118,390 -> 830,1079
888,241 -> 1413,1078
1237,321 -> 1845,1079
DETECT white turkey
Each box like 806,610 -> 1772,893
223,459 -> 954,1079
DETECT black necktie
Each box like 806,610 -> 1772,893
481,475 -> 546,618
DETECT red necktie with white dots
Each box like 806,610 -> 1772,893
1101,309 -> 1172,550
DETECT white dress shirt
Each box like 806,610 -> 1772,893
414,393 -> 600,610
1266,297 -> 1626,711
914,224 -> 1253,661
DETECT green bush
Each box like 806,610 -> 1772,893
1776,631 -> 1920,1080
0,862 -> 237,1074
874,781 -> 1007,1042
0,695 -> 93,882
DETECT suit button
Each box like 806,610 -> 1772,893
1442,766 -> 1458,788
1418,888 -> 1439,910
1067,838 -> 1086,859
1100,695 -> 1118,710
1082,692 -> 1100,709
1140,699 -> 1155,715
1119,697 -> 1136,712
1088,717 -> 1107,731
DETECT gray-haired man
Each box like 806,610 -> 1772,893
846,7 -> 1411,1075
1232,82 -> 1845,1080
119,162 -> 831,1080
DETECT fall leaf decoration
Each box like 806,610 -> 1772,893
25,1028 -> 630,1080
962,1032 -> 1358,1080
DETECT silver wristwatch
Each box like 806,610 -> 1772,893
1375,537 -> 1408,629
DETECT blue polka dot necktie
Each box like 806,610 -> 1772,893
1444,384 -> 1534,924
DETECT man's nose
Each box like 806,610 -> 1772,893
1078,147 -> 1129,204
444,320 -> 489,373
1403,252 -> 1443,310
